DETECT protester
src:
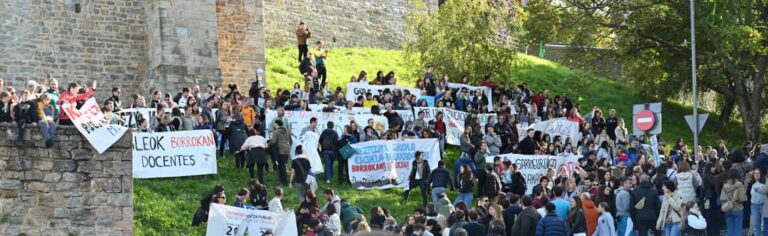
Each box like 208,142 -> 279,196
36,93 -> 56,147
403,151 -> 431,208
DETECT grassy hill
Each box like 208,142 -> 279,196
133,47 -> 756,235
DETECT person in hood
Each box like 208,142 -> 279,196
720,168 -> 748,236
227,114 -> 249,169
631,176 -> 661,236
581,193 -> 600,236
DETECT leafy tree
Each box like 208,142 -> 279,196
525,0 -> 767,142
405,0 -> 523,82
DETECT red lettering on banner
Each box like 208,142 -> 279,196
85,103 -> 101,116
63,104 -> 82,119
171,133 -> 216,148
351,163 -> 386,172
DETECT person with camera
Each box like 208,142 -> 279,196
314,40 -> 329,86
296,22 -> 312,63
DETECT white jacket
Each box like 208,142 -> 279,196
327,213 -> 341,236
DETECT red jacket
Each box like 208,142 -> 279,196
58,88 -> 94,121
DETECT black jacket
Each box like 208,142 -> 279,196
319,128 -> 339,151
510,171 -> 527,196
520,136 -> 535,154
568,210 -> 586,234
504,204 -> 523,236
462,222 -> 487,236
0,100 -> 13,123
429,167 -> 454,190
510,207 -> 540,236
227,120 -> 249,152
249,186 -> 268,209
299,58 -> 314,75
408,160 -> 431,182
13,101 -> 37,123
631,179 -> 661,222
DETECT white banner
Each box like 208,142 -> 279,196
264,110 -> 389,140
347,139 -> 440,189
62,98 -> 129,154
206,203 -> 298,236
117,108 -> 218,128
346,82 -> 422,102
497,153 -> 581,194
412,107 -> 496,145
447,82 -> 494,110
520,118 -> 582,143
307,104 -> 414,123
132,130 -> 217,178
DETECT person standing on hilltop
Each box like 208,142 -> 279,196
296,22 -> 312,63
314,40 -> 329,86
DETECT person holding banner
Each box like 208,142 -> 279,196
403,151 -> 431,208
57,81 -> 96,126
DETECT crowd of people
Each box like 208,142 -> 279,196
4,22 -> 767,236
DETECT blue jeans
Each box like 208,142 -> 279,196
431,187 -> 446,204
753,203 -> 763,236
454,192 -> 473,208
763,218 -> 768,236
321,150 -> 336,181
617,215 -> 634,236
725,210 -> 744,236
663,223 -> 680,236
38,120 -> 56,141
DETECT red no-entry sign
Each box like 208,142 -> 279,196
635,109 -> 655,131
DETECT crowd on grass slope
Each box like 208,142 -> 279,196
3,22 -> 767,236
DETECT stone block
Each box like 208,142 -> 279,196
3,170 -> 21,179
64,195 -> 83,209
7,158 -> 31,171
1,179 -> 22,190
77,160 -> 103,173
39,193 -> 64,208
53,160 -> 77,172
103,161 -> 129,176
71,209 -> 97,226
23,169 -> 45,180
91,178 -> 122,193
24,148 -> 48,157
83,193 -> 108,206
54,208 -> 72,219
1,190 -> 18,198
107,193 -> 132,207
71,149 -> 93,160
43,172 -> 61,182
27,181 -> 50,192
53,182 -> 78,192
61,172 -> 82,182
32,160 -> 54,171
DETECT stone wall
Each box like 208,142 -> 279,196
0,0 -> 148,100
0,124 -> 133,235
262,0 -> 438,49
216,0 -> 267,91
144,0 -> 223,96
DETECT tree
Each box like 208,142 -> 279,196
405,0 -> 523,82
525,0 -> 767,142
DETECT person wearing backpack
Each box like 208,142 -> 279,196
631,176 -> 660,236
226,115 -> 249,169
720,168 -> 748,236
319,121 -> 339,183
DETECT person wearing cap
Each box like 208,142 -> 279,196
104,87 -> 122,112
58,80 -> 97,126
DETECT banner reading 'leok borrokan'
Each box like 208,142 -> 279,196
496,153 -> 580,194
206,203 -> 297,236
132,130 -> 217,178
348,138 -> 440,190
61,98 -> 129,154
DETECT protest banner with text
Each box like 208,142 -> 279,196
496,153 -> 580,194
412,107 -> 496,145
132,130 -> 217,178
446,82 -> 494,110
264,110 -> 389,140
62,98 -> 129,154
347,139 -> 440,189
346,82 -> 422,102
206,203 -> 298,236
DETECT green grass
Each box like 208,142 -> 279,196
265,47 -> 419,92
135,47 -> 763,235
